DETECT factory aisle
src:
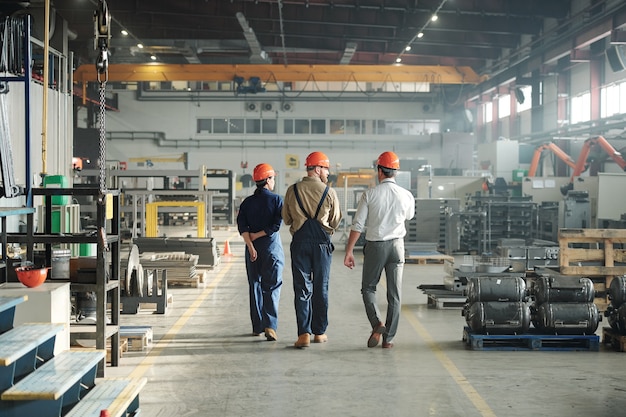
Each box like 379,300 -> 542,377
108,227 -> 626,417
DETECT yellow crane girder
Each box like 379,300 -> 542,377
74,63 -> 485,85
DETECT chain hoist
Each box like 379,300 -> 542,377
94,0 -> 110,195
94,0 -> 111,254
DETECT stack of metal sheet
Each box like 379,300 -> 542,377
137,253 -> 199,281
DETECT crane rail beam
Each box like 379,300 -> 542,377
73,64 -> 485,85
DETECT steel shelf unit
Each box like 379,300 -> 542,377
8,188 -> 121,377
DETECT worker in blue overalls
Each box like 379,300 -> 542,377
237,163 -> 284,341
282,152 -> 342,348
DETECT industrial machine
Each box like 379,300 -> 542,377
561,135 -> 626,195
527,142 -> 576,177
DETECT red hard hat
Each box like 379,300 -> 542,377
252,163 -> 275,181
377,151 -> 400,170
305,151 -> 330,168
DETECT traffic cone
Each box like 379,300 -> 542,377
222,240 -> 233,256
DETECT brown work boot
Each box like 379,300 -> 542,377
294,333 -> 310,348
265,328 -> 277,341
313,334 -> 328,343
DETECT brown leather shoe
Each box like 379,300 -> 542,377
367,322 -> 386,348
265,328 -> 277,341
313,334 -> 328,343
294,333 -> 310,348
382,341 -> 394,349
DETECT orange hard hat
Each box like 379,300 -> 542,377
252,163 -> 275,181
305,151 -> 330,168
377,151 -> 400,170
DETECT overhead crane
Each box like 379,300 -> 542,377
73,63 -> 485,84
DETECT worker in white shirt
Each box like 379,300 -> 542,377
343,151 -> 415,349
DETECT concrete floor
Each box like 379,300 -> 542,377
107,226 -> 626,417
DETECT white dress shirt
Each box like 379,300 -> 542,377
350,178 -> 415,241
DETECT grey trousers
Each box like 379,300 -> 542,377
361,238 -> 405,343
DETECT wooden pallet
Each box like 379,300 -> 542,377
555,228 -> 626,311
120,326 -> 153,351
602,327 -> 626,351
462,327 -> 600,351
406,251 -> 454,265
558,228 -> 626,277
106,338 -> 128,363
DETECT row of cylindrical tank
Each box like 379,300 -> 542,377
462,275 -> 602,335
605,276 -> 626,334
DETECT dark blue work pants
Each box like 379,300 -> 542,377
245,237 -> 284,333
290,241 -> 333,336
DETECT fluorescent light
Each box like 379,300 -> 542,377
137,43 -> 144,49
431,14 -> 438,22
121,29 -> 128,36
150,55 -> 157,60
417,32 -> 424,38
395,57 -> 402,63
405,45 -> 411,51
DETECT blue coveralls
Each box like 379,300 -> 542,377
290,185 -> 333,336
237,188 -> 284,334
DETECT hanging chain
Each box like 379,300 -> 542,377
98,81 -> 106,193
94,0 -> 110,194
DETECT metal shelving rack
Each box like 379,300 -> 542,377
8,188 -> 121,377
461,194 -> 538,254
77,167 -> 236,225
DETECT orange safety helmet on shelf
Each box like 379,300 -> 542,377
305,151 -> 330,168
252,163 -> 275,181
376,151 -> 400,170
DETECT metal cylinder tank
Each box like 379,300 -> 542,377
535,302 -> 600,335
533,275 -> 595,304
608,275 -> 626,308
464,301 -> 531,334
466,276 -> 527,303
606,303 -> 626,334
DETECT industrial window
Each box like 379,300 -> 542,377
262,119 -> 277,134
230,119 -> 244,134
345,120 -> 362,134
498,94 -> 511,119
311,120 -> 326,134
294,119 -> 310,134
246,119 -> 261,134
484,102 -> 493,123
571,92 -> 591,124
197,119 -> 211,133
600,82 -> 626,118
284,119 -> 294,134
213,118 -> 228,133
330,120 -> 344,134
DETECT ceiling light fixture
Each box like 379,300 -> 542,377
150,55 -> 157,60
121,29 -> 128,36
137,43 -> 144,49
394,0 -> 447,64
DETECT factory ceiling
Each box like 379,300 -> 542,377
2,1 -> 626,94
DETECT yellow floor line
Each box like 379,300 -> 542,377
402,306 -> 497,417
128,261 -> 233,380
